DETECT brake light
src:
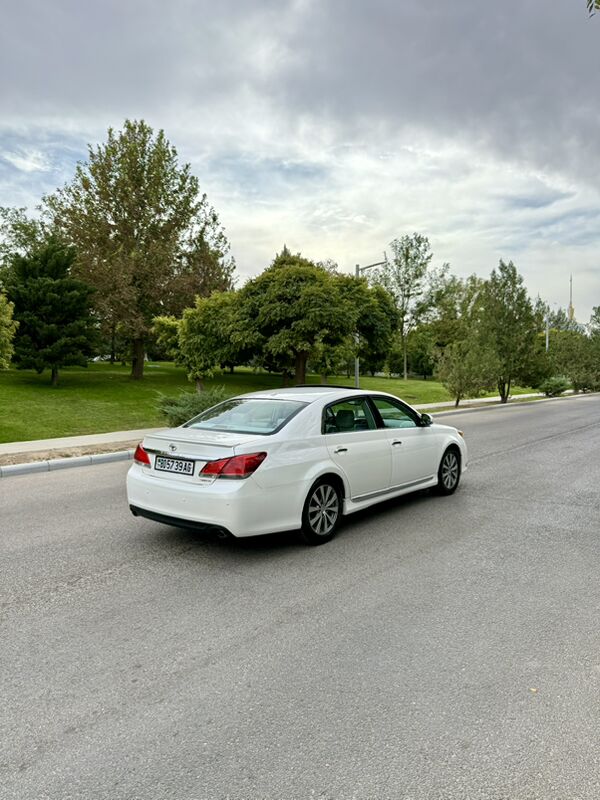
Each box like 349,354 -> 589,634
134,443 -> 151,466
200,452 -> 267,479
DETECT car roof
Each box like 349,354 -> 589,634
235,386 -> 392,404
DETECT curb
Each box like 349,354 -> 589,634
0,449 -> 134,478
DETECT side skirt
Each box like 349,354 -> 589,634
343,476 -> 437,516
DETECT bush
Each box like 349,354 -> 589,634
157,387 -> 229,426
538,376 -> 571,397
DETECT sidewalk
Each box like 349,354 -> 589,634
0,427 -> 163,458
416,391 -> 547,410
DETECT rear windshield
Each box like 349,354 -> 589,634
184,398 -> 307,435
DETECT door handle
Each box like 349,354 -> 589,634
334,447 -> 348,454
392,440 -> 403,446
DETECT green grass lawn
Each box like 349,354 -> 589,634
0,362 -> 532,443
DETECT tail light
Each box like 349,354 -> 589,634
134,443 -> 151,466
200,452 -> 267,479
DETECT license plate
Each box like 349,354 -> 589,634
154,456 -> 195,475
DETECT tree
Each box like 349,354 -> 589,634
0,291 -> 18,368
588,1 -> 600,15
0,207 -> 46,272
307,280 -> 397,382
371,234 -> 445,380
437,340 -> 498,407
5,240 -> 97,385
546,328 -> 600,392
356,283 -> 399,377
170,291 -> 244,391
235,250 -> 360,385
151,314 -> 181,361
478,260 -> 544,403
44,119 -> 234,380
406,327 -> 436,379
425,274 -> 487,350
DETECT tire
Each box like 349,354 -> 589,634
436,447 -> 461,495
299,478 -> 342,545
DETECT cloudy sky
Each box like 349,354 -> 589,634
1,0 -> 600,320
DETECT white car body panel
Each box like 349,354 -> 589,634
326,428 -> 392,498
127,387 -> 467,538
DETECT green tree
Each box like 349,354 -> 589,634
546,328 -> 599,391
5,240 -> 97,385
175,291 -> 244,391
478,260 -> 544,403
0,291 -> 18,368
357,283 -> 399,377
426,274 -> 487,349
45,119 -> 234,380
235,250 -> 360,385
407,327 -> 436,379
371,234 -> 445,380
0,207 -> 46,272
588,1 -> 600,15
151,315 -> 181,361
437,340 -> 498,406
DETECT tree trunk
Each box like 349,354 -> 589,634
51,366 -> 59,387
229,365 -> 234,374
109,324 -> 116,364
320,374 -> 328,385
454,395 -> 461,407
294,352 -> 307,385
195,377 -> 204,392
131,338 -> 145,380
403,339 -> 408,381
498,380 -> 509,403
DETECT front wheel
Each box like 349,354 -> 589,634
436,448 -> 461,495
299,479 -> 342,545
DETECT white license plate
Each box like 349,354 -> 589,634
154,456 -> 195,475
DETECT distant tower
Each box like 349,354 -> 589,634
568,274 -> 575,321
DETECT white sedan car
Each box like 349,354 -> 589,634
127,386 -> 467,545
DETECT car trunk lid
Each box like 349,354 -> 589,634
141,428 -> 265,483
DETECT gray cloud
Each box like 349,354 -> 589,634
1,0 -> 599,318
3,0 -> 599,180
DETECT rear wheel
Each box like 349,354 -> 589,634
436,447 -> 461,495
300,479 -> 342,545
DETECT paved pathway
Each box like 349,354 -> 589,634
0,428 -> 163,457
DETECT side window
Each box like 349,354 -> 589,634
371,397 -> 418,429
324,398 -> 377,434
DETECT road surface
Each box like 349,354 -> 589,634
2,395 -> 600,799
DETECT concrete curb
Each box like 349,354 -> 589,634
0,449 -> 134,478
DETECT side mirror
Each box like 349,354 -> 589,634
420,412 -> 433,427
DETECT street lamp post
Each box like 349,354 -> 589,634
354,257 -> 387,388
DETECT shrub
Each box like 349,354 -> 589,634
157,387 -> 229,427
538,376 -> 571,397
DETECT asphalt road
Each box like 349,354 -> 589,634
2,395 -> 600,800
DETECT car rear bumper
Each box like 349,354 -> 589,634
126,463 -> 302,537
129,505 -> 233,537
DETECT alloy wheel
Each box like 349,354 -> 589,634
307,484 -> 340,536
441,451 -> 459,490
